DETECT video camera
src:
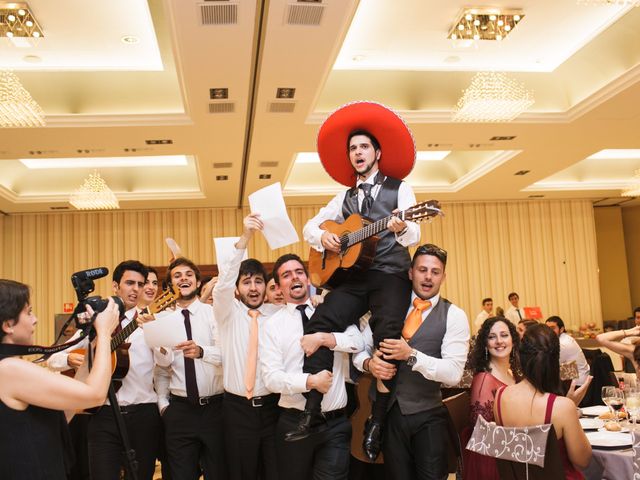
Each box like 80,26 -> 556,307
71,267 -> 124,330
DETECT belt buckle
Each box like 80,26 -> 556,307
251,396 -> 263,407
198,397 -> 209,406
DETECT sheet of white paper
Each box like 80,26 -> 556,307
248,182 -> 299,249
143,312 -> 187,348
214,237 -> 247,268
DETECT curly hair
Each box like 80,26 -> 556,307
470,316 -> 521,377
520,323 -> 562,395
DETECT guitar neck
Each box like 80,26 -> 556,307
110,316 -> 138,352
346,213 -> 398,247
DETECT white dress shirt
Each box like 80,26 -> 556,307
559,332 -> 590,385
354,294 -> 470,387
505,305 -> 523,324
259,302 -> 364,412
473,310 -> 491,331
154,299 -> 223,411
303,174 -> 420,251
213,246 -> 281,397
48,307 -> 158,406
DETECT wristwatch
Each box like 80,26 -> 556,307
407,349 -> 418,367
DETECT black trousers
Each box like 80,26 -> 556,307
276,409 -> 351,480
87,403 -> 161,480
303,270 -> 411,383
162,395 -> 226,480
222,392 -> 280,480
383,403 -> 450,480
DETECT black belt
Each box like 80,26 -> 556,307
118,402 -> 157,414
224,392 -> 280,408
283,407 -> 346,421
170,393 -> 222,406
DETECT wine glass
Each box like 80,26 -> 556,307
602,386 -> 615,411
626,389 -> 640,429
608,388 -> 625,426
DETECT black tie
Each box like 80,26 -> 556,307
359,183 -> 373,217
516,308 -> 522,321
296,304 -> 310,327
182,309 -> 200,404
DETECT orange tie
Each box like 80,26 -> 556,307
244,309 -> 260,399
402,298 -> 432,341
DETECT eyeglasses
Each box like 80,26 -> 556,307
415,244 -> 448,262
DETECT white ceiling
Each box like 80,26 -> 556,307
1,0 -> 640,214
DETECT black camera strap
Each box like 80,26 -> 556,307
0,331 -> 90,358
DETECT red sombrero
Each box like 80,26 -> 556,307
317,101 -> 416,187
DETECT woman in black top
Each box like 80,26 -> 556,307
0,279 -> 118,480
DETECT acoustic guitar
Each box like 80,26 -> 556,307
308,200 -> 442,289
65,286 -> 179,384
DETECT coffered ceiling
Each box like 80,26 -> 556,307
1,0 -> 640,214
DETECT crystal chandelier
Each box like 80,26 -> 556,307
453,72 -> 534,122
0,69 -> 45,127
69,171 -> 120,210
621,169 -> 640,197
576,1 -> 640,6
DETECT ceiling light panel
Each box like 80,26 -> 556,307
448,8 -> 524,42
587,149 -> 640,160
20,155 -> 189,169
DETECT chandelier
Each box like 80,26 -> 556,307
0,69 -> 45,127
448,8 -> 524,41
69,171 -> 120,210
621,169 -> 640,197
576,1 -> 640,5
0,2 -> 44,38
453,72 -> 534,122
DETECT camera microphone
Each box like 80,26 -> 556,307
72,267 -> 109,281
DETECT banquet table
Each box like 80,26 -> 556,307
582,448 -> 634,480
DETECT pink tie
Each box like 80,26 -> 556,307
244,309 -> 260,399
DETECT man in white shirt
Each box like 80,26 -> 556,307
260,253 -> 364,480
505,292 -> 524,324
473,297 -> 493,332
213,213 -> 281,480
294,103 -> 421,447
545,316 -> 591,385
154,257 -> 225,480
354,244 -> 470,476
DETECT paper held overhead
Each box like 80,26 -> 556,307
248,182 -> 299,250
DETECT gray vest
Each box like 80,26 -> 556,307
390,298 -> 451,415
341,176 -> 411,275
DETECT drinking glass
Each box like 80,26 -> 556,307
608,388 -> 625,426
626,389 -> 640,429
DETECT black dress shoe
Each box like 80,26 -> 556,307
362,417 -> 382,462
284,409 -> 327,442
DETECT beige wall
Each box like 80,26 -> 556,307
622,205 -> 640,311
594,207 -> 632,321
0,199 -> 602,344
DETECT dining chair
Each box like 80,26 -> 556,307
443,390 -> 470,474
466,415 -> 565,480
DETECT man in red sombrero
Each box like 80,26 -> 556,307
289,102 -> 421,461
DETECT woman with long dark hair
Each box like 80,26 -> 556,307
0,279 -> 118,479
461,316 -> 520,479
493,324 -> 591,478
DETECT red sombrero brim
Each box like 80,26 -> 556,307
317,101 -> 416,187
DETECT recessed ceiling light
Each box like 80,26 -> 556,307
444,56 -> 460,64
352,54 -> 366,62
22,54 -> 41,64
514,170 -> 530,176
20,155 -> 188,169
587,149 -> 640,160
121,35 -> 139,44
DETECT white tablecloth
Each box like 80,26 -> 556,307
582,448 -> 633,480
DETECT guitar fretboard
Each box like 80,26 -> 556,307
343,212 -> 398,248
110,316 -> 138,352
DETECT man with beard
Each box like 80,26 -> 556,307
260,253 -> 364,480
354,244 -> 470,479
291,102 -> 420,463
154,257 -> 226,480
213,213 -> 281,480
